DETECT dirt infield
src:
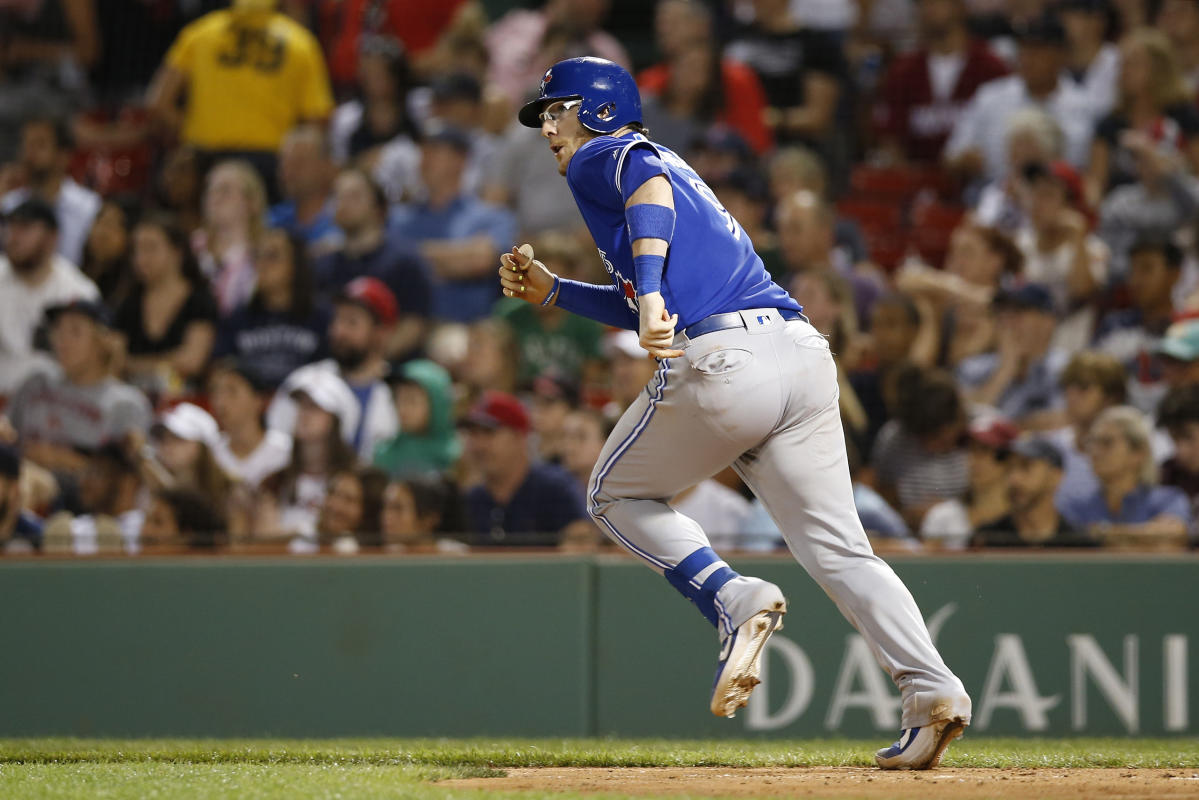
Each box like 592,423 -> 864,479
443,766 -> 1199,799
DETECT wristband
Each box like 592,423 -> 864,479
540,274 -> 561,306
633,253 -> 666,296
626,202 -> 676,244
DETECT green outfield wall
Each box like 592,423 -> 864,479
0,555 -> 1193,738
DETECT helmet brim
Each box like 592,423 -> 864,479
517,94 -> 582,128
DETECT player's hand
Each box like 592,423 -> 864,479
637,291 -> 684,359
498,244 -> 556,305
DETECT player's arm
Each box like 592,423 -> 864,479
624,174 -> 683,359
498,246 -> 639,330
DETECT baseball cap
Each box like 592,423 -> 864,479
5,197 -> 58,230
288,367 -> 362,441
431,72 -> 482,104
44,298 -> 112,328
603,330 -> 645,360
531,370 -> 580,405
968,415 -> 1020,450
462,390 -> 530,434
156,403 -> 220,446
1153,319 -> 1199,362
1010,436 -> 1064,469
994,283 -> 1054,314
335,276 -> 398,326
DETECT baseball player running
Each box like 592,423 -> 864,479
498,57 -> 971,769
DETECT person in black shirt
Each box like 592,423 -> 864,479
974,437 -> 1097,547
460,391 -> 593,548
214,227 -> 329,389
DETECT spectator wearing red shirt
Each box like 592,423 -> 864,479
873,0 -> 1008,164
637,0 -> 772,154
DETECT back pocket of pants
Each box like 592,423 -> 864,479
688,346 -> 753,376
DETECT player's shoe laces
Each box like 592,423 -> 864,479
874,716 -> 967,770
709,600 -> 786,718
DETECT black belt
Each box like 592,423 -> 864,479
683,308 -> 806,339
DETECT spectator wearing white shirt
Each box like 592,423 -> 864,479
944,13 -> 1099,183
1059,0 -> 1120,119
208,358 -> 291,490
0,116 -> 100,268
0,198 -> 99,395
670,478 -> 755,552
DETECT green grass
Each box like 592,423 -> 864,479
0,738 -> 1195,799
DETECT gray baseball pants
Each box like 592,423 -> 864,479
587,311 -> 971,729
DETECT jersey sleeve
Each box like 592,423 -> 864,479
616,144 -> 670,205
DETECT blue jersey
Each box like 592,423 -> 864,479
566,133 -> 801,330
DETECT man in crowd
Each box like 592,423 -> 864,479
390,124 -> 517,323
5,300 -> 151,484
460,391 -> 593,548
974,437 -> 1094,546
0,199 -> 100,395
0,116 -> 101,266
269,277 -> 398,462
269,124 -> 341,258
315,167 -> 431,359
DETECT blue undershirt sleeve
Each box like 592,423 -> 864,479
555,279 -> 639,330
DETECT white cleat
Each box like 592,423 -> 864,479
709,600 -> 786,718
874,716 -> 967,770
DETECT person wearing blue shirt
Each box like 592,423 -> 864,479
0,443 -> 41,553
1061,405 -> 1191,545
389,124 -> 517,323
267,125 -> 342,259
496,57 -> 971,770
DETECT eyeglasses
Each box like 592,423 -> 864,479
539,99 -> 581,124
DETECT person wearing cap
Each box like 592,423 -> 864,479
0,443 -> 43,553
973,436 -> 1097,547
601,330 -> 661,421
0,197 -> 101,395
944,12 -> 1099,183
920,414 -> 1020,549
258,368 -> 361,545
208,359 -> 292,490
1155,319 -> 1199,389
373,359 -> 460,478
268,125 -> 341,259
872,0 -> 1009,165
146,0 -> 333,192
1094,237 -> 1182,407
42,442 -> 144,555
214,227 -> 331,390
314,167 -> 432,359
135,402 -> 234,515
1060,405 -> 1191,546
389,122 -> 518,324
460,390 -> 591,547
0,115 -> 101,267
5,300 -> 150,479
267,276 -> 399,462
957,283 -> 1069,423
528,370 -> 581,463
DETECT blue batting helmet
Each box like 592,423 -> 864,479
517,57 -> 642,135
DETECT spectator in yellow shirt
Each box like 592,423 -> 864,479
146,0 -> 333,197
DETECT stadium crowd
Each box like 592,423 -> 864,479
3,0 -> 1199,555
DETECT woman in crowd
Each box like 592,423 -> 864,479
207,358 -> 291,490
1061,405 -> 1191,546
141,487 -> 226,550
329,36 -> 420,166
920,416 -> 1019,549
137,402 -> 233,513
898,221 -> 1022,369
1086,28 -> 1199,205
114,213 -> 217,396
213,227 -> 329,389
381,474 -> 466,553
81,197 -> 137,309
1046,350 -> 1128,505
194,160 -> 266,316
257,371 -> 360,548
316,466 -> 389,553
